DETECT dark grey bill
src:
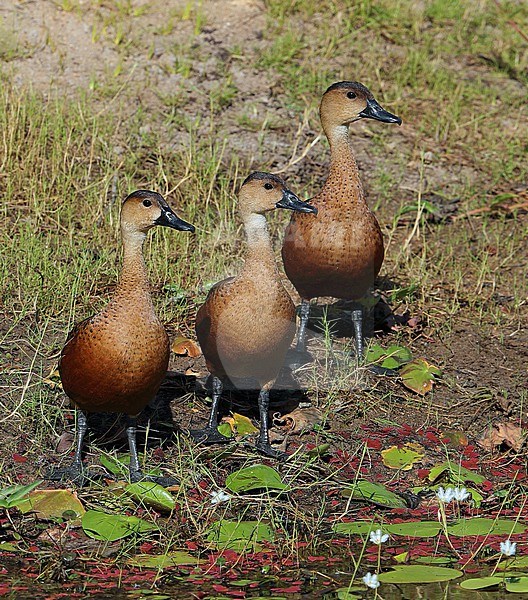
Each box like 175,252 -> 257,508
156,200 -> 195,232
276,189 -> 317,215
359,98 -> 402,124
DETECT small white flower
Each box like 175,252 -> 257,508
500,539 -> 517,557
436,486 -> 455,503
452,487 -> 470,502
369,528 -> 389,545
210,490 -> 231,505
362,572 -> 380,589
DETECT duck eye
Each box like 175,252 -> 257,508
264,183 -> 273,190
347,91 -> 357,99
142,199 -> 152,207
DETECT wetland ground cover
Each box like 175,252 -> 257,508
0,0 -> 527,597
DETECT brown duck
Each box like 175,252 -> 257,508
192,172 -> 317,459
49,190 -> 194,486
282,81 -> 401,362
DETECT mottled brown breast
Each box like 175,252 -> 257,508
196,275 -> 296,386
282,193 -> 384,301
59,299 -> 169,416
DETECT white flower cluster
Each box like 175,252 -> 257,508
436,486 -> 470,503
210,489 -> 231,505
369,529 -> 389,545
500,539 -> 517,557
362,572 -> 380,589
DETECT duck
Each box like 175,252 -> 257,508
191,172 -> 317,459
49,190 -> 195,486
281,81 -> 401,363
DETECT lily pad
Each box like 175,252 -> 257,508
460,576 -> 502,590
401,358 -> 441,395
81,510 -> 157,541
498,557 -> 528,571
506,577 -> 528,593
125,482 -> 176,512
378,565 -> 463,584
447,518 -> 526,537
332,521 -> 383,536
127,551 -> 204,568
385,521 -> 442,538
381,443 -> 424,470
225,465 -> 287,493
342,480 -> 407,508
427,462 -> 486,485
17,489 -> 85,519
206,519 -> 274,551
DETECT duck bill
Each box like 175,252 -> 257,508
359,98 -> 402,124
276,190 -> 318,215
156,203 -> 195,232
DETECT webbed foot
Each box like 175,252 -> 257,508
189,426 -> 232,445
255,441 -> 289,461
367,364 -> 398,377
286,348 -> 313,370
129,470 -> 178,488
47,463 -> 102,487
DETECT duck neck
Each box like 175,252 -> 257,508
325,124 -> 364,199
241,212 -> 278,277
116,226 -> 152,297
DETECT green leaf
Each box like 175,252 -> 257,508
100,453 -> 129,477
401,358 -> 441,395
125,482 -> 176,512
381,443 -> 424,470
341,480 -> 407,508
225,465 -> 287,493
335,588 -> 363,599
305,443 -> 331,459
414,556 -> 454,565
205,519 -> 274,551
0,481 -> 43,509
127,551 -> 204,568
16,489 -> 85,519
332,521 -> 383,536
217,423 -> 233,438
506,577 -> 528,593
100,453 -> 162,478
81,510 -> 157,541
366,344 -> 412,369
378,565 -> 463,584
447,518 -> 526,537
460,576 -> 502,590
499,556 -> 528,571
0,542 -> 20,552
385,521 -> 443,538
427,462 -> 486,485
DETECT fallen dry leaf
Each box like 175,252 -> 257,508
272,407 -> 323,435
184,366 -> 202,377
478,422 -> 525,452
171,335 -> 201,357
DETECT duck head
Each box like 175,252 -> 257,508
239,172 -> 317,216
320,81 -> 401,131
121,190 -> 195,235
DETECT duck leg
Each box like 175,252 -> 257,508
47,410 -> 88,484
126,416 -> 176,487
286,300 -> 313,369
190,377 -> 231,445
351,305 -> 397,376
255,382 -> 288,461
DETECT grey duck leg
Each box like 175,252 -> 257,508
126,416 -> 177,487
47,410 -> 89,484
351,304 -> 396,377
287,300 -> 313,369
255,384 -> 288,461
190,376 -> 231,445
